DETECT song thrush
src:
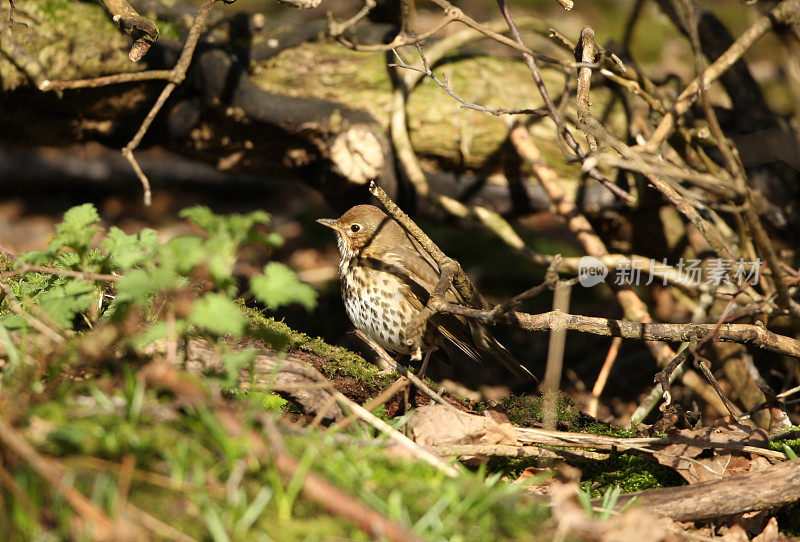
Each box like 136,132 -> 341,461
317,204 -> 535,382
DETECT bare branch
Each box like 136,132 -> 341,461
438,303 -> 800,359
646,0 -> 800,150
99,0 -> 159,62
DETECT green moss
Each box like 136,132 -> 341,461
245,307 -> 394,387
36,0 -> 72,22
576,418 -> 637,438
155,20 -> 182,41
223,388 -> 289,411
768,426 -> 800,458
2,0 -> 141,91
0,253 -> 12,271
580,454 -> 684,496
488,392 -> 579,427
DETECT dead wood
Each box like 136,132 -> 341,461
178,338 -> 345,421
99,0 -> 159,62
607,459 -> 800,522
0,0 -> 621,214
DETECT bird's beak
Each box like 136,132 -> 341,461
316,218 -> 340,231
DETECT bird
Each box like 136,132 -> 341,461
317,204 -> 536,382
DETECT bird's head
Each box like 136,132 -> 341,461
317,204 -> 393,259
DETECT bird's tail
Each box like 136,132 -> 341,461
470,322 -> 538,383
432,314 -> 537,383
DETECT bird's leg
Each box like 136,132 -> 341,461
419,349 -> 434,379
376,353 -> 403,376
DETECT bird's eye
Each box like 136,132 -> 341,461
350,224 -> 361,233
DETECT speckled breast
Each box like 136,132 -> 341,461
339,257 -> 416,354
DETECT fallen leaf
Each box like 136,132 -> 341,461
410,405 -> 517,447
650,421 -> 771,484
752,517 -> 779,542
510,467 -> 554,495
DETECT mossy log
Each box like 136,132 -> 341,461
0,0 -> 626,213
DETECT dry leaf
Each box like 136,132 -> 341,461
716,524 -> 750,542
410,404 -> 518,447
752,517 -> 779,542
510,467 -> 554,495
650,421 -> 771,484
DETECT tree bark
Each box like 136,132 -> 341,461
607,459 -> 800,522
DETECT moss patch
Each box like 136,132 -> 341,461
245,307 -> 395,388
580,454 -> 685,496
1,0 -> 142,91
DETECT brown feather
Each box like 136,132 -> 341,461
319,204 -> 536,382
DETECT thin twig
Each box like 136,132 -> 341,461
330,376 -> 410,431
39,0 -> 221,206
329,377 -> 409,431
576,26 -> 598,150
1,262 -> 120,283
123,0 -> 218,206
385,42 -> 556,284
541,281 -> 571,429
332,390 -> 460,477
327,0 -> 376,38
654,344 -> 693,407
390,46 -> 547,117
40,70 -> 173,91
646,0 -> 800,150
431,444 -> 607,461
354,329 -> 458,410
507,122 -> 730,409
513,425 -> 785,459
481,258 -> 561,323
495,0 -> 633,202
587,336 -> 622,417
99,0 -> 159,62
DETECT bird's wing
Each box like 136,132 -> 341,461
381,241 -> 463,303
360,247 -> 482,362
365,229 -> 536,382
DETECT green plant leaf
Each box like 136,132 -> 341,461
250,262 -> 317,311
220,347 -> 258,387
159,235 -> 206,275
127,320 -> 189,350
115,268 -> 181,303
17,250 -> 49,265
101,227 -> 160,270
204,236 -> 238,285
53,251 -> 80,270
48,203 -> 101,255
260,394 -> 288,412
189,293 -> 248,337
37,280 -> 95,328
179,206 -> 271,245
